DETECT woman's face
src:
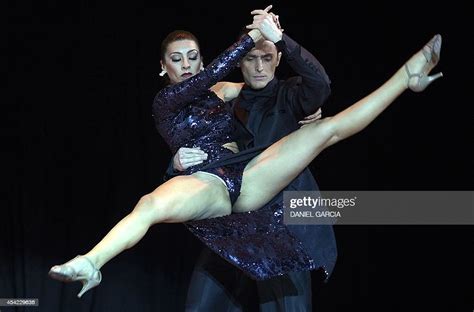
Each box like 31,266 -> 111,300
161,39 -> 203,84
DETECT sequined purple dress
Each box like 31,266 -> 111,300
152,35 -> 316,280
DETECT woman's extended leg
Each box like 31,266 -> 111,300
234,35 -> 442,212
49,173 -> 231,297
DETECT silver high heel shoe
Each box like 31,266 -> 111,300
405,34 -> 443,92
49,255 -> 102,298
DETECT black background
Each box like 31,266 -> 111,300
4,0 -> 473,311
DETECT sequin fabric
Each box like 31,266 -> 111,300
152,34 -> 316,280
186,201 -> 318,280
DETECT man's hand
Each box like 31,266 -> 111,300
269,13 -> 284,33
173,147 -> 208,172
222,142 -> 239,154
298,108 -> 322,128
246,5 -> 283,43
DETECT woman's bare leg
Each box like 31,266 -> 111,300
234,35 -> 442,212
85,173 -> 231,269
52,173 -> 230,272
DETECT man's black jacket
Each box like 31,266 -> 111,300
165,34 -> 337,279
228,34 -> 337,279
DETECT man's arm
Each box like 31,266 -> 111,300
276,33 -> 331,115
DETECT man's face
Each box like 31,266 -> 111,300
239,39 -> 281,90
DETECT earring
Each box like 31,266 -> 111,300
159,70 -> 167,77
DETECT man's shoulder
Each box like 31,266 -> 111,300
278,76 -> 303,89
274,77 -> 304,100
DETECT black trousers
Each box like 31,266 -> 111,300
185,247 -> 313,312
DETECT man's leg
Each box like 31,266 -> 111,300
185,247 -> 258,312
257,271 -> 312,312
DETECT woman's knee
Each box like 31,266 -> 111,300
306,117 -> 338,148
134,176 -> 233,222
133,193 -> 174,222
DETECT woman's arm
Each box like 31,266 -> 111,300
153,34 -> 256,119
211,82 -> 245,102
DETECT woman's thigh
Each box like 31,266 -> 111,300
150,172 -> 232,222
233,120 -> 333,213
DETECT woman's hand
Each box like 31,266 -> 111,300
173,147 -> 208,171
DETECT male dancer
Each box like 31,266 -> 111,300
169,12 -> 337,311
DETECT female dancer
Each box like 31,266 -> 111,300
49,7 -> 443,298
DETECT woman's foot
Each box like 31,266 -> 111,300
404,34 -> 443,92
49,255 -> 102,298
